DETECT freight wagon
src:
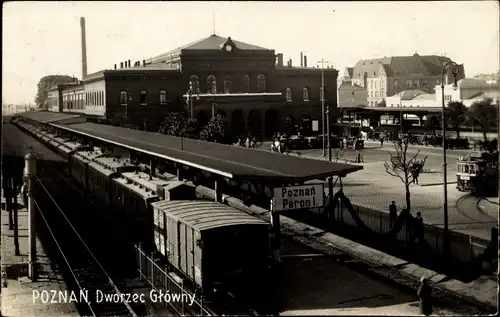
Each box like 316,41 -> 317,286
152,200 -> 271,299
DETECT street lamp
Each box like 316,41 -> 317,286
317,59 -> 332,158
187,80 -> 201,119
440,60 -> 459,258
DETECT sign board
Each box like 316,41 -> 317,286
312,120 -> 319,132
273,184 -> 324,212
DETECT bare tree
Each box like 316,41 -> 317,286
384,137 -> 428,211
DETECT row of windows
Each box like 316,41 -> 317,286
389,104 -> 424,108
86,91 -> 105,106
120,89 -> 168,106
188,74 -> 267,94
393,79 -> 429,88
285,87 -> 324,102
369,91 -> 386,98
444,94 -> 453,101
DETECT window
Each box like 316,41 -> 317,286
160,90 -> 167,105
370,91 -> 373,97
189,75 -> 199,93
375,91 -> 379,98
286,88 -> 292,102
257,74 -> 266,92
394,80 -> 399,88
102,91 -> 105,106
415,80 -> 420,87
370,81 -> 373,89
319,87 -> 324,101
140,90 -> 147,105
120,90 -> 128,105
407,80 -> 412,87
242,74 -> 250,93
207,75 -> 217,94
303,88 -> 309,101
223,75 -> 232,93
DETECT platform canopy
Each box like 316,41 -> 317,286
49,122 -> 363,183
17,111 -> 86,125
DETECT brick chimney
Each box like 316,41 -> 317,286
114,64 -> 117,69
143,59 -> 146,67
304,55 -> 308,67
300,52 -> 303,67
80,17 -> 88,78
120,62 -> 123,68
128,60 -> 131,67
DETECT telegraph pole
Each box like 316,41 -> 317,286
317,59 -> 332,157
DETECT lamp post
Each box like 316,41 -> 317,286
440,60 -> 459,258
317,59 -> 331,157
399,89 -> 403,134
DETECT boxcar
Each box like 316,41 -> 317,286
152,200 -> 270,297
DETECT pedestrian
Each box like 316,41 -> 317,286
417,276 -> 433,316
380,136 -> 384,147
414,212 -> 426,245
389,201 -> 398,229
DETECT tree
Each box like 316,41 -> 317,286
157,112 -> 201,138
446,101 -> 467,139
467,98 -> 498,142
109,112 -> 140,130
34,75 -> 75,108
384,137 -> 428,212
424,115 -> 441,136
377,99 -> 387,107
199,114 -> 227,143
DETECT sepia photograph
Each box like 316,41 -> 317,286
1,1 -> 499,316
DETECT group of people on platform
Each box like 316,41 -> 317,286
389,201 -> 427,246
234,135 -> 258,148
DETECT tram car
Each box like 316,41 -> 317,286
152,200 -> 271,299
456,151 -> 499,195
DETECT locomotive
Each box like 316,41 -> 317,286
456,151 -> 498,195
13,118 -> 273,303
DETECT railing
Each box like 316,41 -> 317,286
134,245 -> 214,316
320,201 -> 491,264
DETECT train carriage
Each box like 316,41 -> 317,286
152,200 -> 270,299
70,148 -> 105,189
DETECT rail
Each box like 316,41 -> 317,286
135,245 -> 214,316
35,176 -> 138,317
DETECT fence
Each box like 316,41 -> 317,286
135,245 -> 214,316
313,200 -> 491,264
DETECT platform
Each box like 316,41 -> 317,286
1,196 -> 79,317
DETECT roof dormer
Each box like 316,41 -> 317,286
220,37 -> 236,53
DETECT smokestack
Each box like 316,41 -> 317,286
80,17 -> 88,78
304,55 -> 307,67
300,52 -> 303,67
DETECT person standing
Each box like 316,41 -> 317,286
417,276 -> 433,316
414,212 -> 426,245
389,201 -> 398,229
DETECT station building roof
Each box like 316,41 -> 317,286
18,111 -> 86,125
49,122 -> 363,183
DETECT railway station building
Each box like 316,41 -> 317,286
50,21 -> 339,137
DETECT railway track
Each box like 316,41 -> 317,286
33,161 -> 147,317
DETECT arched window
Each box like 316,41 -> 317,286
207,75 -> 217,94
120,90 -> 128,106
286,88 -> 292,102
242,74 -> 250,93
224,75 -> 232,94
140,90 -> 147,105
303,88 -> 309,101
160,89 -> 167,105
189,75 -> 199,93
257,74 -> 266,92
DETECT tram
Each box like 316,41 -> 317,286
456,151 -> 498,195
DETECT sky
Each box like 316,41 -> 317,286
3,1 -> 499,105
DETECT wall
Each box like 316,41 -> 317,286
61,85 -> 85,113
47,88 -> 59,112
104,70 -> 181,130
338,84 -> 367,108
83,78 -> 107,117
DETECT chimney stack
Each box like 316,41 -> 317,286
300,52 -> 303,67
120,62 -> 124,68
114,64 -> 117,69
304,55 -> 308,67
276,53 -> 283,66
128,60 -> 131,67
143,59 -> 146,67
80,17 -> 88,79
289,58 -> 292,67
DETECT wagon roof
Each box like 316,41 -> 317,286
151,200 -> 268,231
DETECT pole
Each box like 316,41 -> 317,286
269,198 -> 281,263
25,152 -> 37,281
189,81 -> 194,120
440,60 -> 458,258
13,185 -> 20,256
327,106 -> 332,161
321,60 -> 326,157
400,90 -> 403,134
